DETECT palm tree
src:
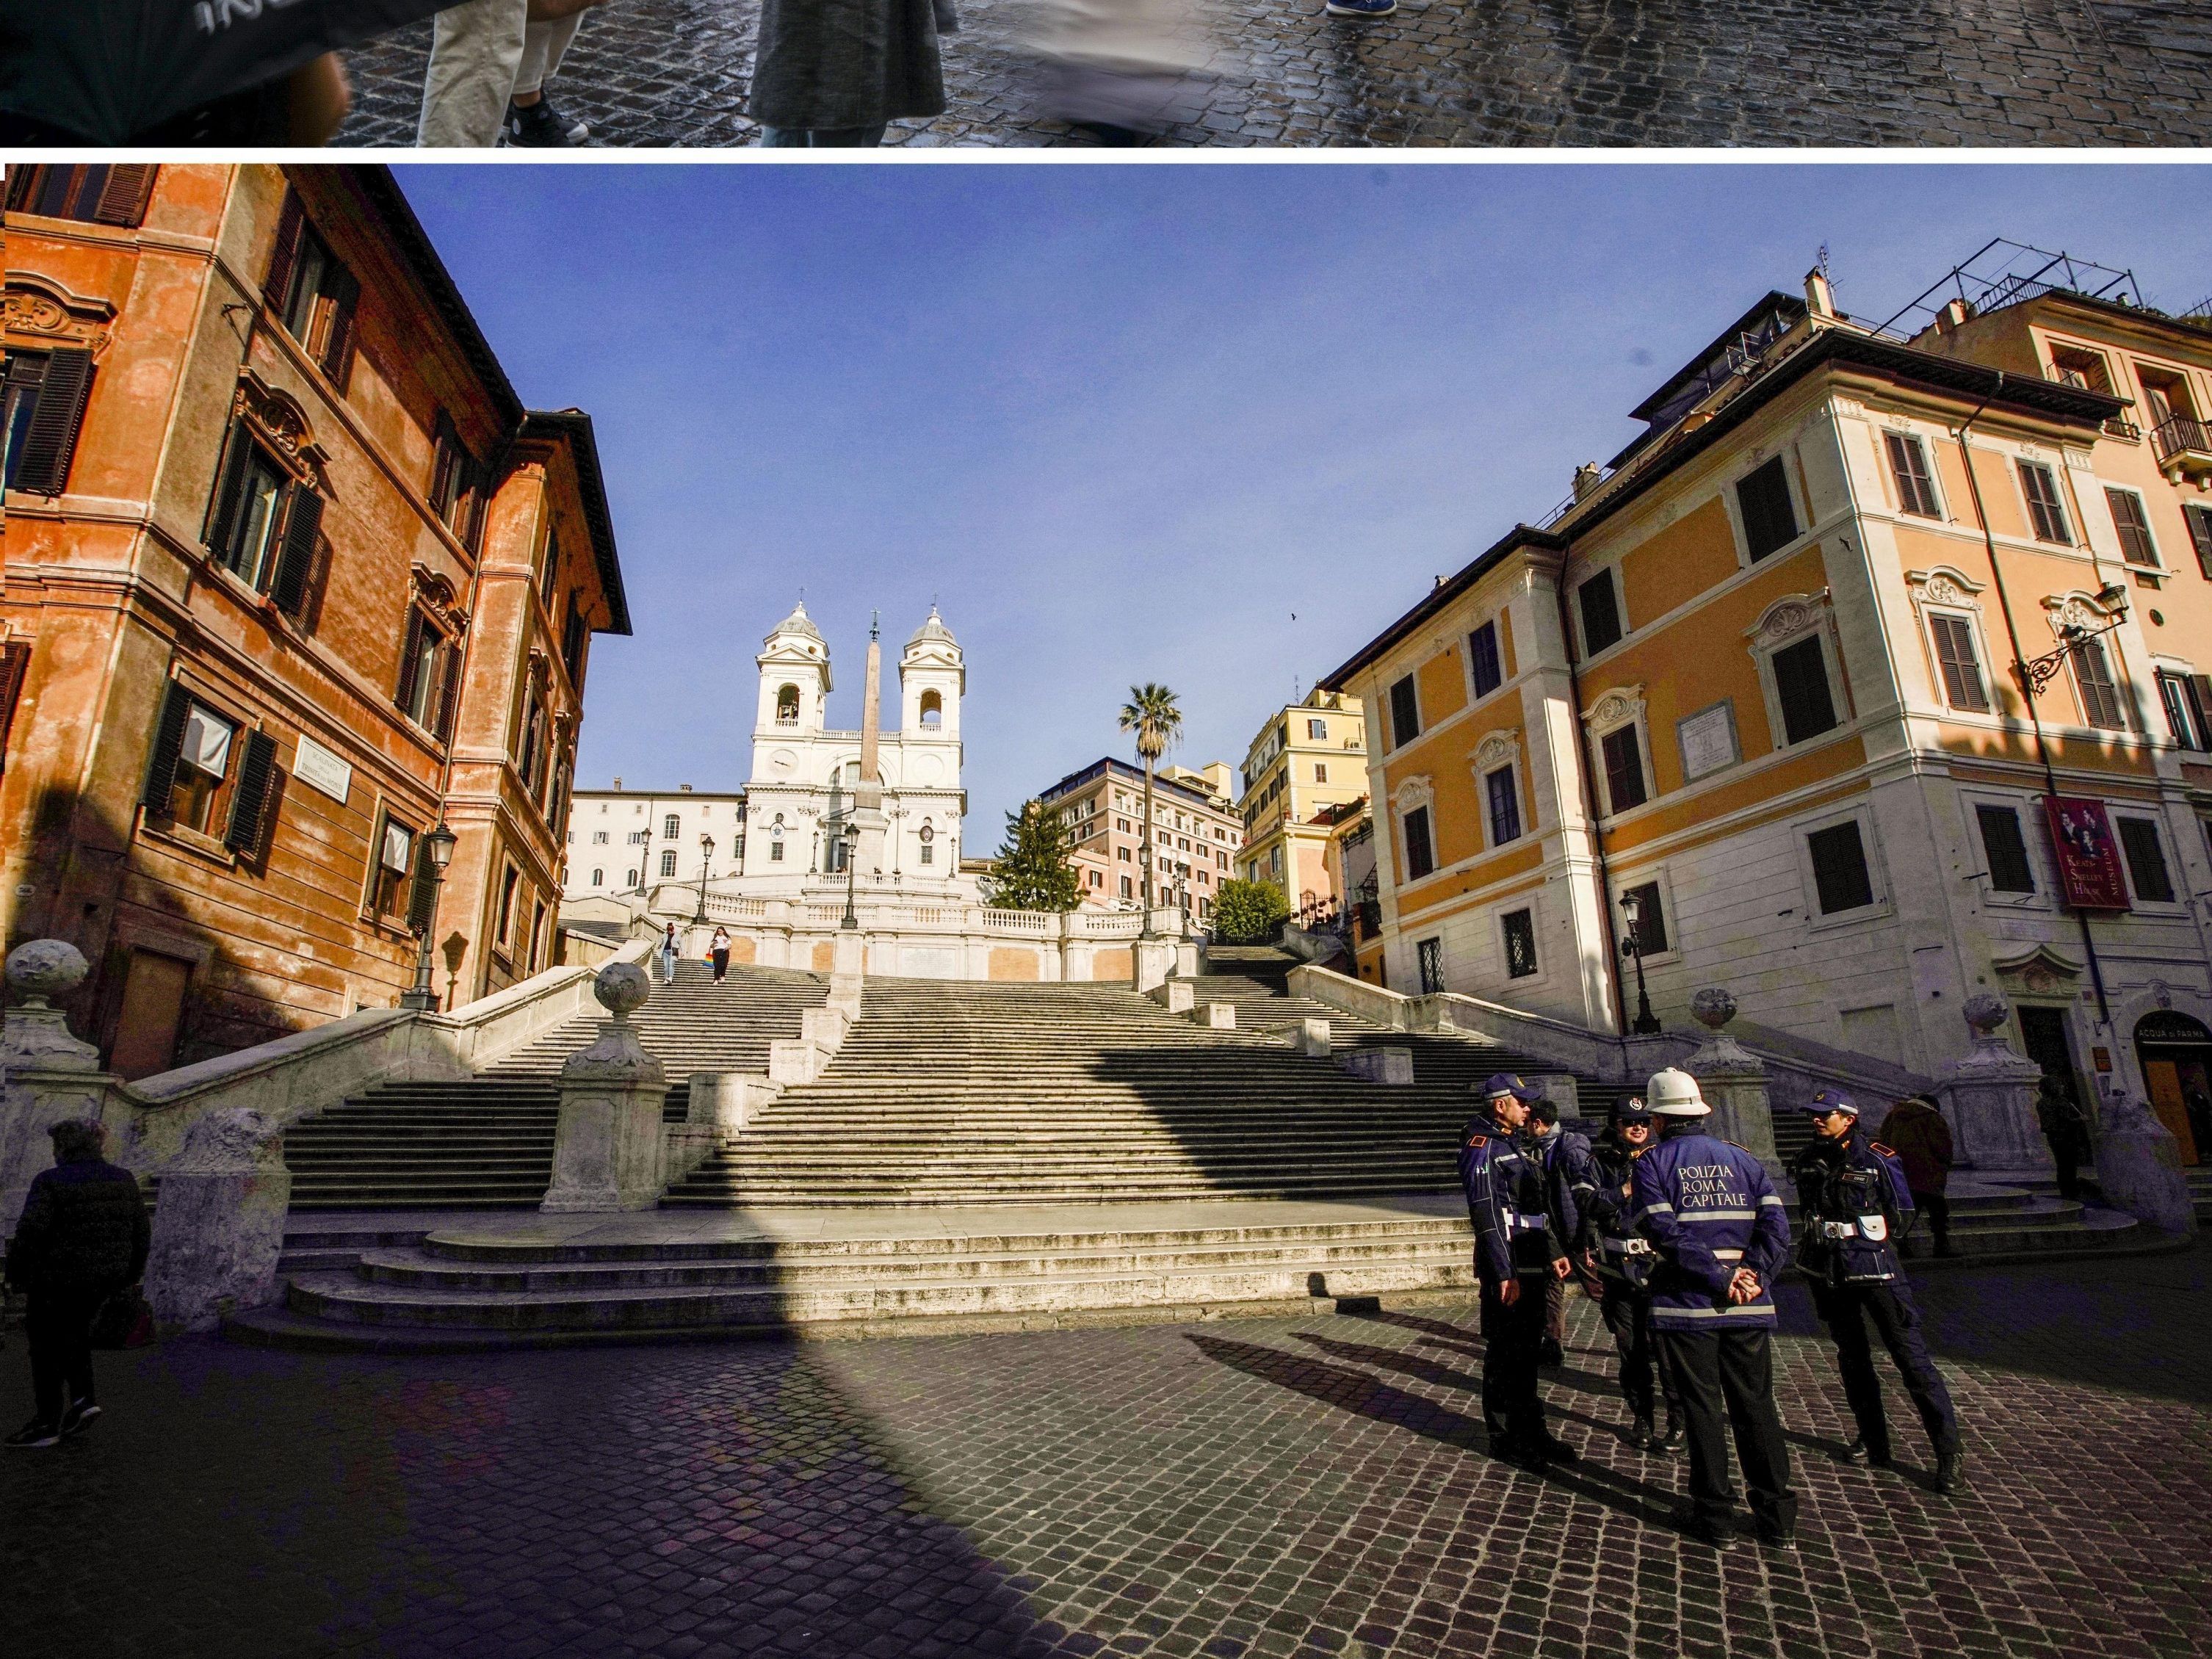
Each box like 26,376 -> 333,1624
1118,683 -> 1183,937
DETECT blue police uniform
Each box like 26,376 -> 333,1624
1459,1088 -> 1569,1461
1631,1121 -> 1797,1539
1790,1113 -> 1960,1469
1580,1126 -> 1681,1442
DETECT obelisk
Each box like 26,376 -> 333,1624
851,612 -> 889,876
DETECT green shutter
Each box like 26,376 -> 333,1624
140,682 -> 192,812
406,840 -> 439,934
263,191 -> 306,311
270,488 -> 322,618
224,729 -> 281,856
0,640 -> 29,777
11,346 -> 93,496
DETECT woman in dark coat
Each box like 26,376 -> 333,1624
749,0 -> 949,145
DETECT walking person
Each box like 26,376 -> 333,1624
5,1120 -> 150,1448
504,10 -> 595,146
710,927 -> 732,986
1791,1090 -> 1962,1494
1459,1074 -> 1576,1470
1577,1096 -> 1684,1453
1876,1094 -> 1956,1257
419,0 -> 600,147
749,0 -> 949,145
1525,1096 -> 1592,1369
657,922 -> 681,985
1630,1069 -> 1797,1550
2035,1074 -> 2093,1201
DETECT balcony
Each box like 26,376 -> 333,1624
2150,413 -> 2212,482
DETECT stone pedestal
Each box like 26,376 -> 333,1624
1173,942 -> 1199,977
1,941 -> 121,1241
1190,1002 -> 1236,1030
1150,980 -> 1195,1014
1937,995 -> 2054,1178
827,972 -> 864,1019
2094,1096 -> 2197,1235
543,964 -> 669,1212
687,1073 -> 780,1136
1340,1047 -> 1413,1085
831,930 -> 867,979
1133,939 -> 1177,994
143,1107 -> 291,1333
1294,1018 -> 1332,1058
1682,988 -> 1779,1171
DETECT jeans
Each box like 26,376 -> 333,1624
26,1294 -> 101,1426
758,125 -> 889,146
657,950 -> 679,983
1812,1279 -> 1959,1459
1666,1329 -> 1797,1534
1478,1275 -> 1549,1448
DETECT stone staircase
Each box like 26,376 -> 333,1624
278,962 -> 825,1211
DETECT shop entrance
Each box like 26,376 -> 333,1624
2015,1004 -> 2084,1110
2135,1011 -> 2212,1166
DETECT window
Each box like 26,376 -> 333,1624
1737,456 -> 1800,560
427,418 -> 481,546
529,901 -> 547,972
591,869 -> 604,887
2186,505 -> 2212,580
1485,765 -> 1521,845
919,823 -> 936,866
1975,804 -> 2035,894
166,699 -> 236,833
216,445 -> 289,591
562,607 -> 588,687
540,529 -> 562,609
1416,938 -> 1444,995
267,200 -> 359,384
369,816 -> 418,921
1301,718 -> 1323,740
592,830 -> 608,845
1388,675 -> 1420,748
2070,637 -> 2128,731
1501,908 -> 1538,979
1314,763 -> 1328,784
1619,881 -> 1669,955
395,607 -> 459,739
919,690 -> 944,727
663,814 -> 681,839
769,818 -> 786,862
3,347 -> 93,497
0,640 -> 29,778
2017,460 -> 2072,545
1600,724 -> 1646,814
1467,621 -> 1502,698
2049,344 -> 2113,394
1120,875 -> 1134,900
1929,615 -> 1989,712
659,849 -> 677,878
1577,570 -> 1622,656
2106,488 -> 2158,568
1884,433 -> 1940,518
1772,636 -> 1840,744
207,427 -> 322,619
2117,817 -> 2175,903
5,165 -> 155,226
1807,820 -> 1875,915
2156,671 -> 2211,751
1402,806 -> 1435,881
776,684 -> 800,724
1118,847 -> 1130,862
498,867 -> 520,944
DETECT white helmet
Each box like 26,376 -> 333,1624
1645,1067 -> 1710,1117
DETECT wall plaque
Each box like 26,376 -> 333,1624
293,733 -> 352,804
1676,700 -> 1739,781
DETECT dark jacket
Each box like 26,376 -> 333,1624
749,0 -> 946,131
1630,1127 -> 1790,1331
1530,1126 -> 1595,1248
1874,1098 -> 1953,1195
1458,1113 -> 1566,1284
4,1158 -> 151,1299
1580,1130 -> 1655,1287
1789,1129 -> 1913,1287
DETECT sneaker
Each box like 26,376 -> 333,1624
1840,1436 -> 1869,1464
1674,1508 -> 1735,1550
545,96 -> 590,142
1629,1415 -> 1655,1451
1534,1434 -> 1581,1466
1325,0 -> 1396,16
504,98 -> 574,148
6,1418 -> 60,1448
1654,1418 -> 1686,1455
1756,1525 -> 1799,1551
58,1400 -> 101,1439
1538,1338 -> 1565,1369
1935,1451 -> 1962,1494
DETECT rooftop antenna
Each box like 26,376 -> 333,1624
870,607 -> 879,641
1817,242 -> 1833,304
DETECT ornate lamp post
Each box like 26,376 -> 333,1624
693,832 -> 715,924
1619,889 -> 1660,1035
840,819 -> 861,929
2014,583 -> 2130,695
400,821 -> 459,1012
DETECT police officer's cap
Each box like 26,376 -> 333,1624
1612,1096 -> 1654,1124
1802,1088 -> 1859,1117
1481,1072 -> 1533,1100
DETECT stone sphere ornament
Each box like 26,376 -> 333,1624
1962,993 -> 2010,1037
5,939 -> 90,1008
595,961 -> 651,1021
1690,988 -> 1738,1032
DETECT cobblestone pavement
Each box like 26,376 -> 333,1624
333,0 -> 2212,147
6,1247 -> 2211,1658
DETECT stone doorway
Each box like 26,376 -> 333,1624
2015,1004 -> 2086,1114
2135,1011 -> 2212,1166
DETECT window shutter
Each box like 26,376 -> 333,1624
1602,725 -> 1645,814
92,165 -> 157,227
1807,821 -> 1874,914
223,729 -> 280,856
1578,571 -> 1622,655
263,191 -> 306,311
2192,676 -> 2212,738
406,842 -> 439,934
10,345 -> 93,496
4,168 -> 37,212
434,637 -> 465,743
2117,818 -> 2174,903
2184,505 -> 2212,579
0,640 -> 29,776
269,488 -> 322,618
396,610 -> 425,715
1975,804 -> 2035,893
141,682 -> 193,812
202,420 -> 250,552
1929,615 -> 1987,711
1772,637 -> 1838,743
319,260 -> 360,388
1468,623 -> 1501,698
1389,676 -> 1420,748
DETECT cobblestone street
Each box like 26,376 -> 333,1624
334,0 -> 2212,146
6,1246 -> 2209,1658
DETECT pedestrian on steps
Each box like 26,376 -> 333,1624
710,927 -> 731,986
657,922 -> 680,985
1875,1094 -> 1956,1257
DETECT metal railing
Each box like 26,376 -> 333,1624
2151,413 -> 2212,466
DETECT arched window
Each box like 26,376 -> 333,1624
919,821 -> 935,867
769,816 -> 786,863
591,868 -> 603,886
659,849 -> 677,878
624,867 -> 637,886
663,814 -> 680,839
776,684 -> 800,725
919,690 -> 943,727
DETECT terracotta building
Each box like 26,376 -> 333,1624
1321,244 -> 2212,1149
1235,688 -> 1367,923
1,162 -> 628,1076
1040,757 -> 1242,917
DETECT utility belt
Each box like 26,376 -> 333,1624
1599,1237 -> 1653,1259
1816,1215 -> 1890,1243
1502,1208 -> 1551,1236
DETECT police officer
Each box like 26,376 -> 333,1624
1577,1096 -> 1684,1453
1630,1067 -> 1797,1549
1459,1073 -> 1576,1468
1790,1088 -> 1962,1494
1525,1096 -> 1591,1369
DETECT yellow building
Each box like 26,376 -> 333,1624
1321,247 -> 2212,1154
1236,690 -> 1368,922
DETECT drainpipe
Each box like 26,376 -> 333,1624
1554,557 -> 1630,1041
1951,375 -> 2114,1031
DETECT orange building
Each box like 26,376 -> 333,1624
1041,757 -> 1242,917
1323,245 -> 2212,1150
1,163 -> 629,1076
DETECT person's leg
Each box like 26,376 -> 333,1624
1478,1279 -> 1510,1438
810,125 -> 889,146
1864,1284 -> 1959,1457
1598,1284 -> 1643,1415
58,1295 -> 97,1411
1540,1272 -> 1566,1362
1665,1332 -> 1735,1528
417,0 -> 529,145
1506,1277 -> 1550,1447
24,1298 -> 66,1428
1649,1315 -> 1685,1443
756,126 -> 812,145
1819,1284 -> 1890,1460
513,13 -> 583,97
1716,1330 -> 1797,1538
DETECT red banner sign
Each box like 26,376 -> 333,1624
2042,797 -> 2131,911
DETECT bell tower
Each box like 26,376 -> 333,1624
898,606 -> 964,743
754,601 -> 831,736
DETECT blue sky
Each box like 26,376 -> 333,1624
396,162 -> 2212,842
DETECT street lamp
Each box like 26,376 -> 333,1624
839,818 -> 861,929
1619,889 -> 1660,1035
693,832 -> 715,923
400,820 -> 459,1013
2015,583 -> 2130,696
